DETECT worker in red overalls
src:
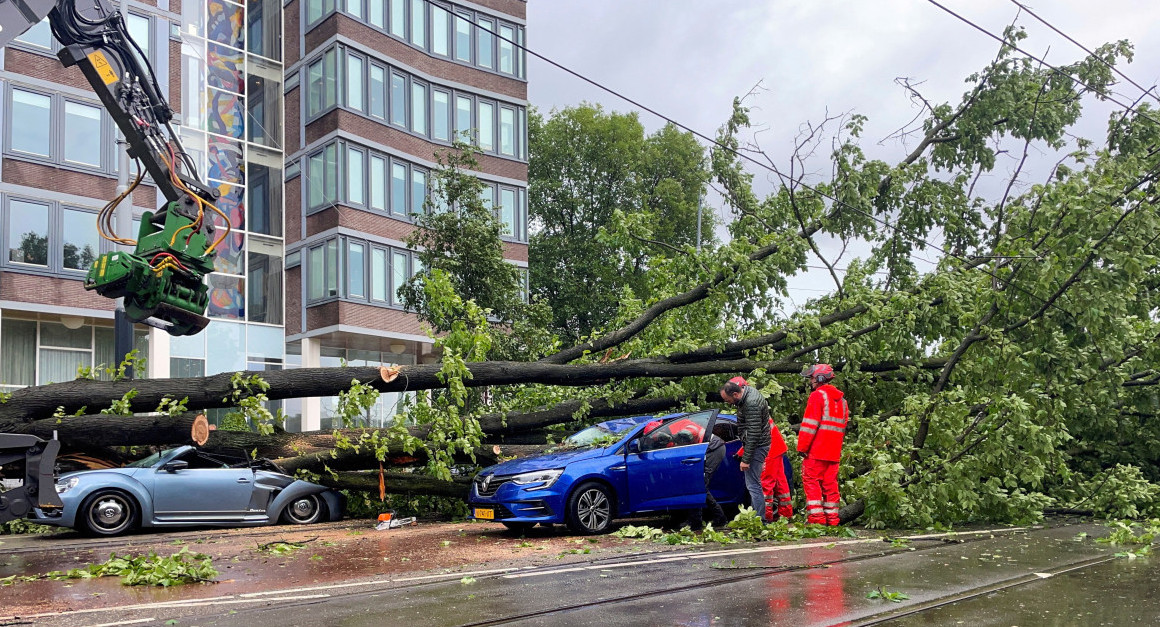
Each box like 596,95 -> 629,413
729,377 -> 793,523
796,364 -> 849,525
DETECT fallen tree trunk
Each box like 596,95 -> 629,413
9,412 -> 210,447
319,471 -> 472,498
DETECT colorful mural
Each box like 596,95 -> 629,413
213,181 -> 245,231
208,274 -> 245,320
208,43 -> 244,94
212,231 -> 245,275
208,136 -> 244,183
207,0 -> 245,50
208,88 -> 245,139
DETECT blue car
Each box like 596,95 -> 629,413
469,409 -> 792,534
31,446 -> 344,536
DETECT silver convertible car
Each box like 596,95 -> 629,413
30,446 -> 344,536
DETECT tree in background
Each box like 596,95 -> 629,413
529,105 -> 712,344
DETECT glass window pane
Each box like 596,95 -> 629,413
499,25 -> 514,74
500,107 -> 515,156
392,251 -> 408,304
171,357 -> 206,379
248,0 -> 284,61
454,12 -> 471,62
247,237 -> 283,324
346,0 -> 363,19
477,18 -> 494,69
369,65 -> 385,119
324,143 -> 338,203
205,321 -> 245,375
411,82 -> 427,135
0,318 -> 35,386
346,54 -> 364,111
371,248 -> 386,300
10,90 -> 51,157
307,60 -> 324,116
40,322 -> 91,348
456,95 -> 471,142
323,49 -> 338,109
247,153 -> 282,237
309,246 -> 325,299
15,18 -> 52,49
391,162 -> 407,215
410,0 -> 425,48
207,274 -> 245,320
390,73 -> 406,126
411,169 -> 427,215
39,349 -> 91,384
347,147 -> 364,205
389,0 -> 405,37
64,102 -> 103,167
478,101 -> 494,151
7,200 -> 48,266
369,0 -> 385,28
348,242 -> 365,298
432,5 -> 449,55
308,152 -> 324,207
370,155 -> 386,211
63,209 -> 100,271
433,90 -> 450,141
500,188 -> 515,236
127,13 -> 151,61
326,240 -> 339,296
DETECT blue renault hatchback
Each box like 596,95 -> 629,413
468,409 -> 790,534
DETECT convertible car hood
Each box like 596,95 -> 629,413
482,447 -> 608,476
61,468 -> 141,480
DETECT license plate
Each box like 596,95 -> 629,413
473,508 -> 494,520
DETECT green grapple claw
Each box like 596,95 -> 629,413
85,200 -> 218,336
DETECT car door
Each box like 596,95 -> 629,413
626,410 -> 718,513
151,450 -> 257,522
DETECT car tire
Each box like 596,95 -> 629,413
565,482 -> 615,535
282,494 -> 325,525
80,490 -> 139,537
501,521 -> 536,533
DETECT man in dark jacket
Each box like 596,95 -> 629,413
685,431 -> 728,530
721,379 -> 772,515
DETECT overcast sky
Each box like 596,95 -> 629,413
525,0 -> 1160,306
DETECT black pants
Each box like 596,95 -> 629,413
687,439 -> 727,529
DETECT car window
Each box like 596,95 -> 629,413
713,421 -> 739,442
175,449 -> 232,470
125,449 -> 170,468
559,425 -> 618,449
639,412 -> 713,452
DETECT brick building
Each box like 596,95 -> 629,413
0,0 -> 527,432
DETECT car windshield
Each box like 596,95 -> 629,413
558,425 -> 620,450
124,449 -> 172,468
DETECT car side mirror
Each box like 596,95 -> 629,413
163,460 -> 189,473
627,440 -> 640,454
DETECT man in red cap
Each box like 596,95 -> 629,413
730,377 -> 793,522
796,364 -> 849,525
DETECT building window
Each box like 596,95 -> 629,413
307,49 -> 338,118
391,162 -> 407,216
348,241 -> 366,298
62,208 -> 99,271
7,199 -> 49,266
14,18 -> 52,50
10,89 -> 51,157
306,0 -> 337,26
345,0 -> 363,20
432,4 -> 450,56
308,245 -> 325,299
410,81 -> 427,135
126,13 -> 151,61
454,11 -> 472,63
499,24 -> 515,74
500,106 -> 515,156
369,64 -> 386,119
371,247 -> 387,301
370,155 -> 387,212
410,0 -> 426,48
499,187 -> 516,238
433,90 -> 451,142
390,72 -> 407,127
477,18 -> 494,69
478,101 -> 494,152
307,143 -> 338,209
390,0 -> 406,38
391,250 -> 408,304
346,53 -> 364,112
456,95 -> 472,143
248,236 -> 284,325
346,147 -> 365,205
64,102 -> 104,167
369,0 -> 385,29
411,169 -> 427,215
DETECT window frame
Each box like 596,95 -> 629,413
1,195 -> 109,277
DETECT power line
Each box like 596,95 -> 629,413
924,0 -> 1160,128
1007,0 -> 1160,106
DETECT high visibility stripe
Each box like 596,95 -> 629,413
802,418 -> 820,426
806,500 -> 822,505
800,427 -> 817,434
808,508 -> 824,514
819,425 -> 846,433
822,502 -> 840,507
777,493 -> 791,499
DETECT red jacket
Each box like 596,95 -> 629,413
738,419 -> 788,458
796,384 -> 849,462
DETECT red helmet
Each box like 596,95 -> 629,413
643,420 -> 663,435
729,376 -> 748,387
801,363 -> 834,384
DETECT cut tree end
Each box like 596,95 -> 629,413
191,414 -> 210,446
380,366 -> 401,383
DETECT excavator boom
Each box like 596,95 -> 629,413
0,434 -> 62,524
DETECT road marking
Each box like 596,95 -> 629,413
239,567 -> 528,598
501,527 -> 1032,580
88,619 -> 157,627
1034,572 -> 1053,578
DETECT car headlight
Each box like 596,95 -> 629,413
55,477 -> 79,494
510,469 -> 564,491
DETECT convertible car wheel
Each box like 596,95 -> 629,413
282,494 -> 324,525
81,490 -> 138,537
566,482 -> 614,535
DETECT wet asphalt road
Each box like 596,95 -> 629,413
12,522 -> 1156,626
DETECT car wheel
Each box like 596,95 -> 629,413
566,482 -> 615,535
501,521 -> 536,533
282,494 -> 325,525
80,490 -> 138,537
